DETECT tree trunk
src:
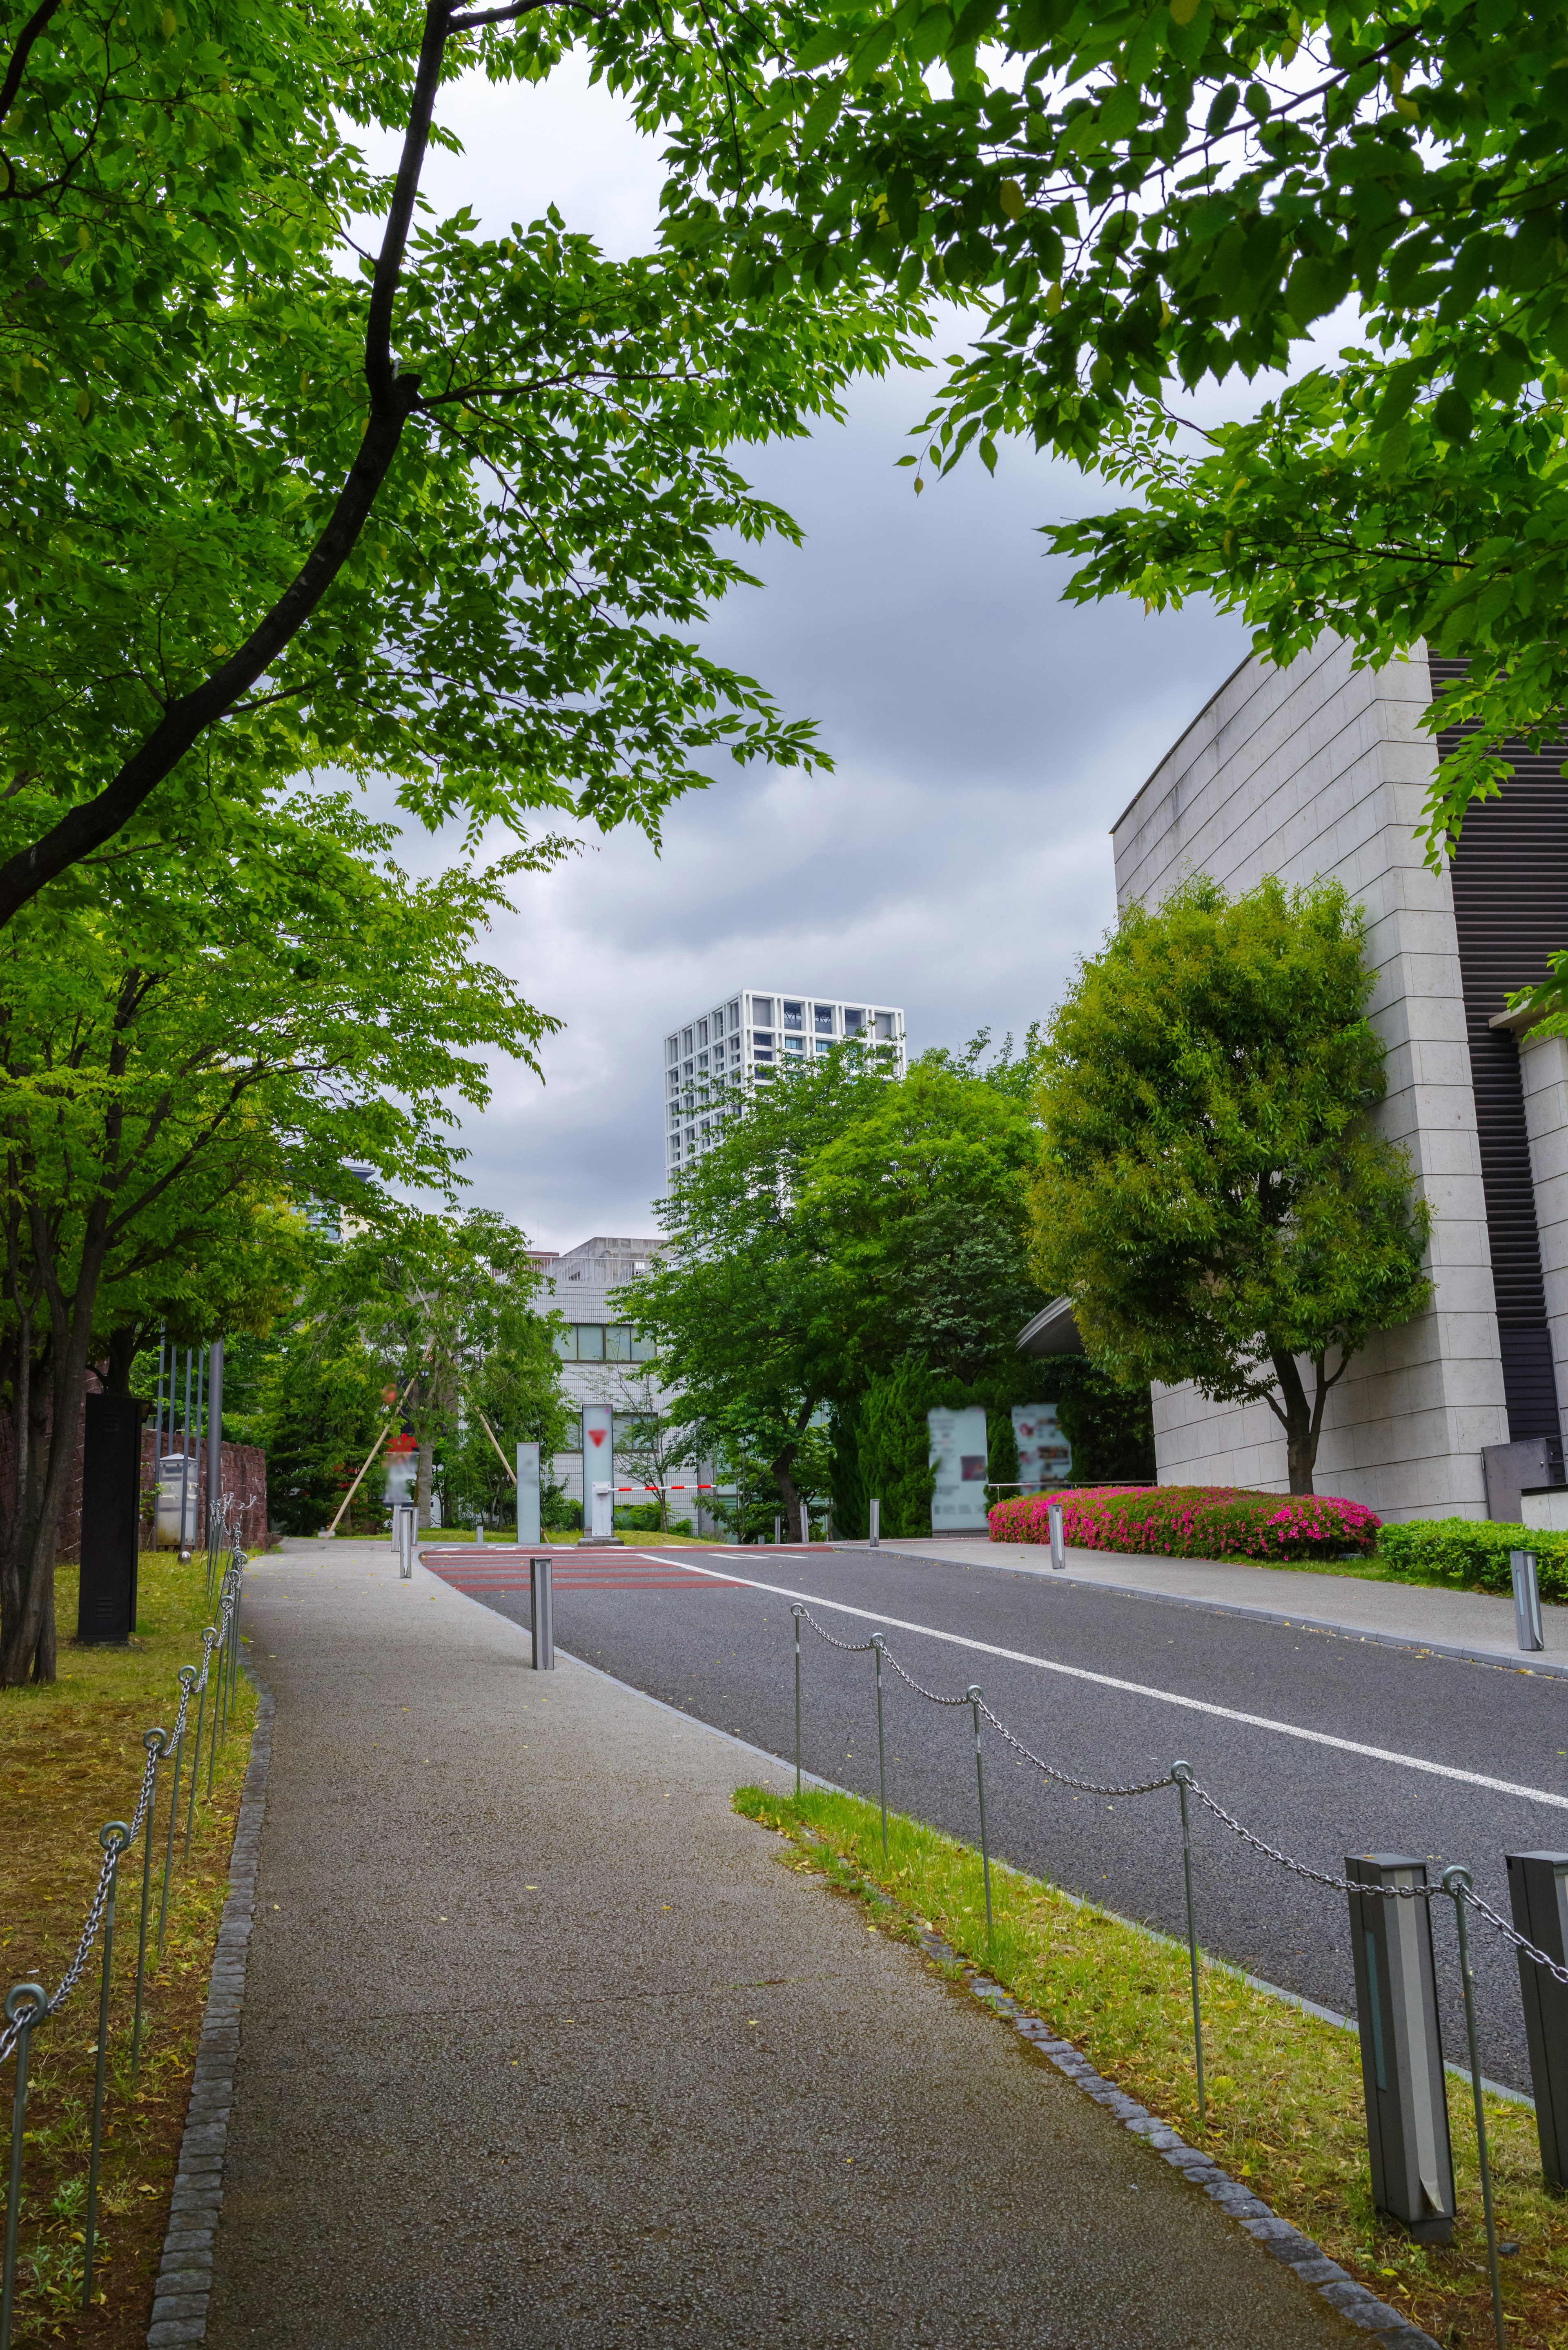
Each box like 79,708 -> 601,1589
1269,1350 -> 1317,1495
773,1453 -> 804,1543
102,1324 -> 142,1395
0,1243 -> 109,1684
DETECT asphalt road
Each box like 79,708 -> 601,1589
448,1543 -> 1568,2096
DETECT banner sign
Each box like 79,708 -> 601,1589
1012,1403 -> 1072,1489
928,1404 -> 991,1533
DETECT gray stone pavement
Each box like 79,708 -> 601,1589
842,1534 -> 1568,1672
200,1538 -> 1368,2348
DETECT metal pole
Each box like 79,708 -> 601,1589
82,1823 -> 128,2308
2,1985 -> 45,2350
967,1687 -> 992,1937
192,1345 -> 205,1566
869,1497 -> 880,1551
157,1672 -> 194,1959
1172,1761 -> 1207,2126
1445,1869 -> 1506,2350
1048,1497 -> 1066,1572
185,1664 -> 209,1855
529,1557 -> 554,1670
792,1606 -> 803,1797
131,1730 -> 163,2084
872,1635 -> 889,1856
205,1338 -> 223,1585
1511,1549 -> 1544,1653
179,1349 -> 194,1555
773,1513 -> 780,1547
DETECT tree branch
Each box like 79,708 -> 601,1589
0,0 -> 62,139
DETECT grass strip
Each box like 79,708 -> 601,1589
735,1783 -> 1568,2350
1,1552 -> 258,2347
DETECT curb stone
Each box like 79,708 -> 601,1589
801,1836 -> 1439,2349
145,1669 -> 272,2349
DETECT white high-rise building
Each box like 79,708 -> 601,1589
664,991 -> 906,1173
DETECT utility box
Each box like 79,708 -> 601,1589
1346,1855 -> 1456,2243
1506,1852 -> 1568,2189
77,1395 -> 144,1645
517,1441 -> 541,1547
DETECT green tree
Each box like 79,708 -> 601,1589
0,0 -> 920,921
656,0 -> 1568,838
1031,875 -> 1433,1496
0,794 -> 536,1681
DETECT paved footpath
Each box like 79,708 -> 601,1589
188,1538 -> 1368,2349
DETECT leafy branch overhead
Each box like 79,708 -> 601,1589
0,0 -> 922,919
653,0 -> 1568,830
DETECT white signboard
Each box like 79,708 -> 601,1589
1012,1402 -> 1072,1489
928,1404 -> 991,1533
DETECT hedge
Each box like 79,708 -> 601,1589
988,1485 -> 1381,1562
1376,1517 -> 1568,1602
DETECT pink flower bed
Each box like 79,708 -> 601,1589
987,1484 -> 1380,1562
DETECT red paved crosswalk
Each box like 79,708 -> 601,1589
419,1545 -> 753,1595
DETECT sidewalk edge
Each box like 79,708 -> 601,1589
146,1668 -> 273,2348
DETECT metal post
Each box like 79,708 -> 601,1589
1505,1850 -> 1568,2186
872,1634 -> 889,1857
82,1822 -> 128,2309
792,1605 -> 802,1796
205,1338 -> 223,1584
529,1556 -> 554,1670
1511,1549 -> 1544,1653
1345,1855 -> 1455,2242
869,1497 -> 880,1551
2,1984 -> 45,2350
191,1345 -> 205,1565
517,1440 -> 540,1547
157,1672 -> 194,1959
1171,1761 -> 1207,2125
178,1349 -> 194,1556
187,1657 -> 210,1847
132,1731 -> 163,2085
1048,1497 -> 1066,1572
773,1514 -> 781,1547
1444,1869 -> 1506,2350
967,1686 -> 992,1937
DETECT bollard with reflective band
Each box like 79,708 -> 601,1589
792,1606 -> 803,1795
871,1636 -> 889,1856
1510,1549 -> 1544,1652
529,1556 -> 554,1670
967,1687 -> 992,1937
868,1497 -> 880,1551
1345,1855 -> 1455,2242
2,1984 -> 46,2350
1048,1498 -> 1066,1572
1171,1762 -> 1206,2125
82,1822 -> 129,2309
1505,1851 -> 1568,2187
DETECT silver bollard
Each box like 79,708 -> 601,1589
773,1514 -> 781,1547
1506,1851 -> 1568,2188
1511,1548 -> 1544,1652
869,1497 -> 880,1551
396,1503 -> 415,1580
1048,1497 -> 1066,1571
1345,1855 -> 1455,2242
529,1556 -> 554,1671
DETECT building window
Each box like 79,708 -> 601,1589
875,1011 -> 896,1039
606,1325 -> 631,1360
814,1005 -> 835,1035
783,1001 -> 803,1029
753,1048 -> 773,1064
844,1008 -> 864,1033
577,1324 -> 605,1360
753,1028 -> 773,1047
784,1035 -> 804,1054
665,1035 -> 678,1065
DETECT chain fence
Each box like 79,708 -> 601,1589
789,1601 -> 1566,2350
1,1507 -> 249,2348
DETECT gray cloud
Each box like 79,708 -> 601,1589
364,62 -> 1252,1249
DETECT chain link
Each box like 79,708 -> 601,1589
1,1537 -> 247,2062
798,1614 -> 1568,1993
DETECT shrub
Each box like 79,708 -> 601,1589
988,1484 -> 1380,1562
1376,1518 -> 1568,1602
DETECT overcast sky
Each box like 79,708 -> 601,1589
372,58 -> 1252,1252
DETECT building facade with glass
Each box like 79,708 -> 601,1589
663,992 -> 906,1174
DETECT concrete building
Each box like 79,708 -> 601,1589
539,1235 -> 733,1534
664,992 -> 906,1176
1109,636 -> 1568,1523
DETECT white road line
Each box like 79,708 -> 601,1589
633,1552 -> 1568,1813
